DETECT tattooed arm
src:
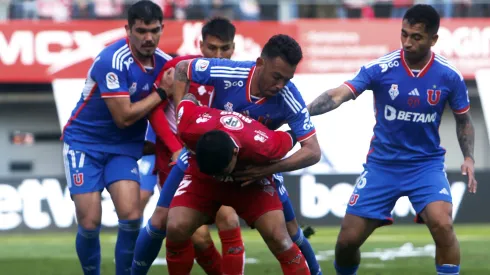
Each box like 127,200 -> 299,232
173,60 -> 192,107
307,84 -> 355,117
454,111 -> 478,193
454,112 -> 475,161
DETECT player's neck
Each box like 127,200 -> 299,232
134,54 -> 153,67
404,51 -> 432,70
249,71 -> 261,98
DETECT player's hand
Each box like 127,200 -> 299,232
169,148 -> 183,166
233,165 -> 270,187
461,157 -> 477,193
160,67 -> 175,90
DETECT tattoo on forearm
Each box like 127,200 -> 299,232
175,61 -> 190,82
455,113 -> 475,161
307,92 -> 338,116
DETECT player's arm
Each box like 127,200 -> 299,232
307,65 -> 376,116
449,73 -> 477,193
97,58 -> 173,129
148,102 -> 183,154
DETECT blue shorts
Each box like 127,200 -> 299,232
138,154 -> 158,192
63,143 -> 140,195
347,161 -> 452,225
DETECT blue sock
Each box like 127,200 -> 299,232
131,220 -> 167,274
292,227 -> 322,275
334,260 -> 358,275
115,218 -> 142,274
157,165 -> 185,208
437,264 -> 460,275
76,225 -> 101,275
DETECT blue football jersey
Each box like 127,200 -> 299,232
187,58 -> 316,142
345,49 -> 470,163
62,38 -> 172,159
145,122 -> 156,143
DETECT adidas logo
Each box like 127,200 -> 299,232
131,168 -> 138,175
439,188 -> 449,195
408,88 -> 420,96
142,83 -> 150,91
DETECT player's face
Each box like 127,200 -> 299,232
401,19 -> 438,63
125,19 -> 163,59
200,35 -> 235,59
256,56 -> 296,98
216,148 -> 238,176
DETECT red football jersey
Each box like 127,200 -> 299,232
177,100 -> 294,168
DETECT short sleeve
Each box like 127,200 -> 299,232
91,55 -> 129,98
281,82 -> 316,142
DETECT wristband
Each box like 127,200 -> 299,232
156,87 -> 167,101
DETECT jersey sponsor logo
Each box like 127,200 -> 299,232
224,80 -> 244,89
388,84 -> 399,100
384,105 -> 437,123
219,111 -> 253,123
195,59 -> 209,71
379,60 -> 399,73
123,57 -> 134,71
301,108 -> 314,131
427,89 -> 442,105
196,113 -> 212,124
106,72 -> 119,89
220,115 -> 244,130
254,130 -> 269,143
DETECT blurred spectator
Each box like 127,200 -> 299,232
0,0 -> 11,20
340,0 -> 368,18
392,0 -> 413,17
94,0 -> 123,19
72,0 -> 95,19
372,0 -> 392,18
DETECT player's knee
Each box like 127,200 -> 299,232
336,226 -> 363,251
166,217 -> 193,242
118,207 -> 141,221
261,223 -> 292,254
429,219 -> 455,245
216,209 -> 240,231
78,218 -> 101,231
150,207 -> 168,231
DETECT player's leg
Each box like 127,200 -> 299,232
137,155 -> 157,214
191,225 -> 222,275
105,155 -> 143,275
63,144 -> 104,275
408,163 -> 460,275
215,206 -> 244,274
229,182 -> 309,275
275,174 -> 321,275
132,166 -> 185,275
334,166 -> 401,275
165,174 -> 218,275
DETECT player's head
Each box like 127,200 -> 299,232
200,17 -> 236,59
401,4 -> 440,63
125,0 -> 164,59
256,34 -> 302,98
195,130 -> 239,176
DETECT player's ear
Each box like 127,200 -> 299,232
256,57 -> 264,67
125,24 -> 130,37
199,40 -> 204,51
431,33 -> 439,47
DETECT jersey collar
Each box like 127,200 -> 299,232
126,38 -> 156,74
400,50 -> 435,78
245,66 -> 267,105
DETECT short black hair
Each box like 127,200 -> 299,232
195,130 -> 235,175
403,4 -> 440,35
261,34 -> 303,66
201,17 -> 236,42
127,0 -> 163,28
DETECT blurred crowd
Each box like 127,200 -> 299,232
0,0 -> 489,21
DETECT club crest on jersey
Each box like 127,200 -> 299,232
129,82 -> 137,95
220,115 -> 244,130
106,72 -> 120,89
195,59 -> 209,72
388,84 -> 399,100
427,89 -> 441,105
224,102 -> 233,112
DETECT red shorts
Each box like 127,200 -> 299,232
170,167 -> 283,227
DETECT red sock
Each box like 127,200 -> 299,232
166,239 -> 195,275
195,242 -> 222,275
275,245 -> 310,275
219,227 -> 245,275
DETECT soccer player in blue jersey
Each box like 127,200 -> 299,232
157,34 -> 322,274
60,1 -> 173,274
307,5 -> 477,275
138,123 -> 158,214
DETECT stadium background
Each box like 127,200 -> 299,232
1,1 -> 490,274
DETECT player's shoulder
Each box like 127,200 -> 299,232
154,48 -> 173,62
96,38 -> 131,71
433,53 -> 464,81
278,80 -> 306,114
195,58 -> 255,71
363,49 -> 402,72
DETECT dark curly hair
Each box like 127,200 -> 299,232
403,4 -> 440,35
261,34 -> 303,66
